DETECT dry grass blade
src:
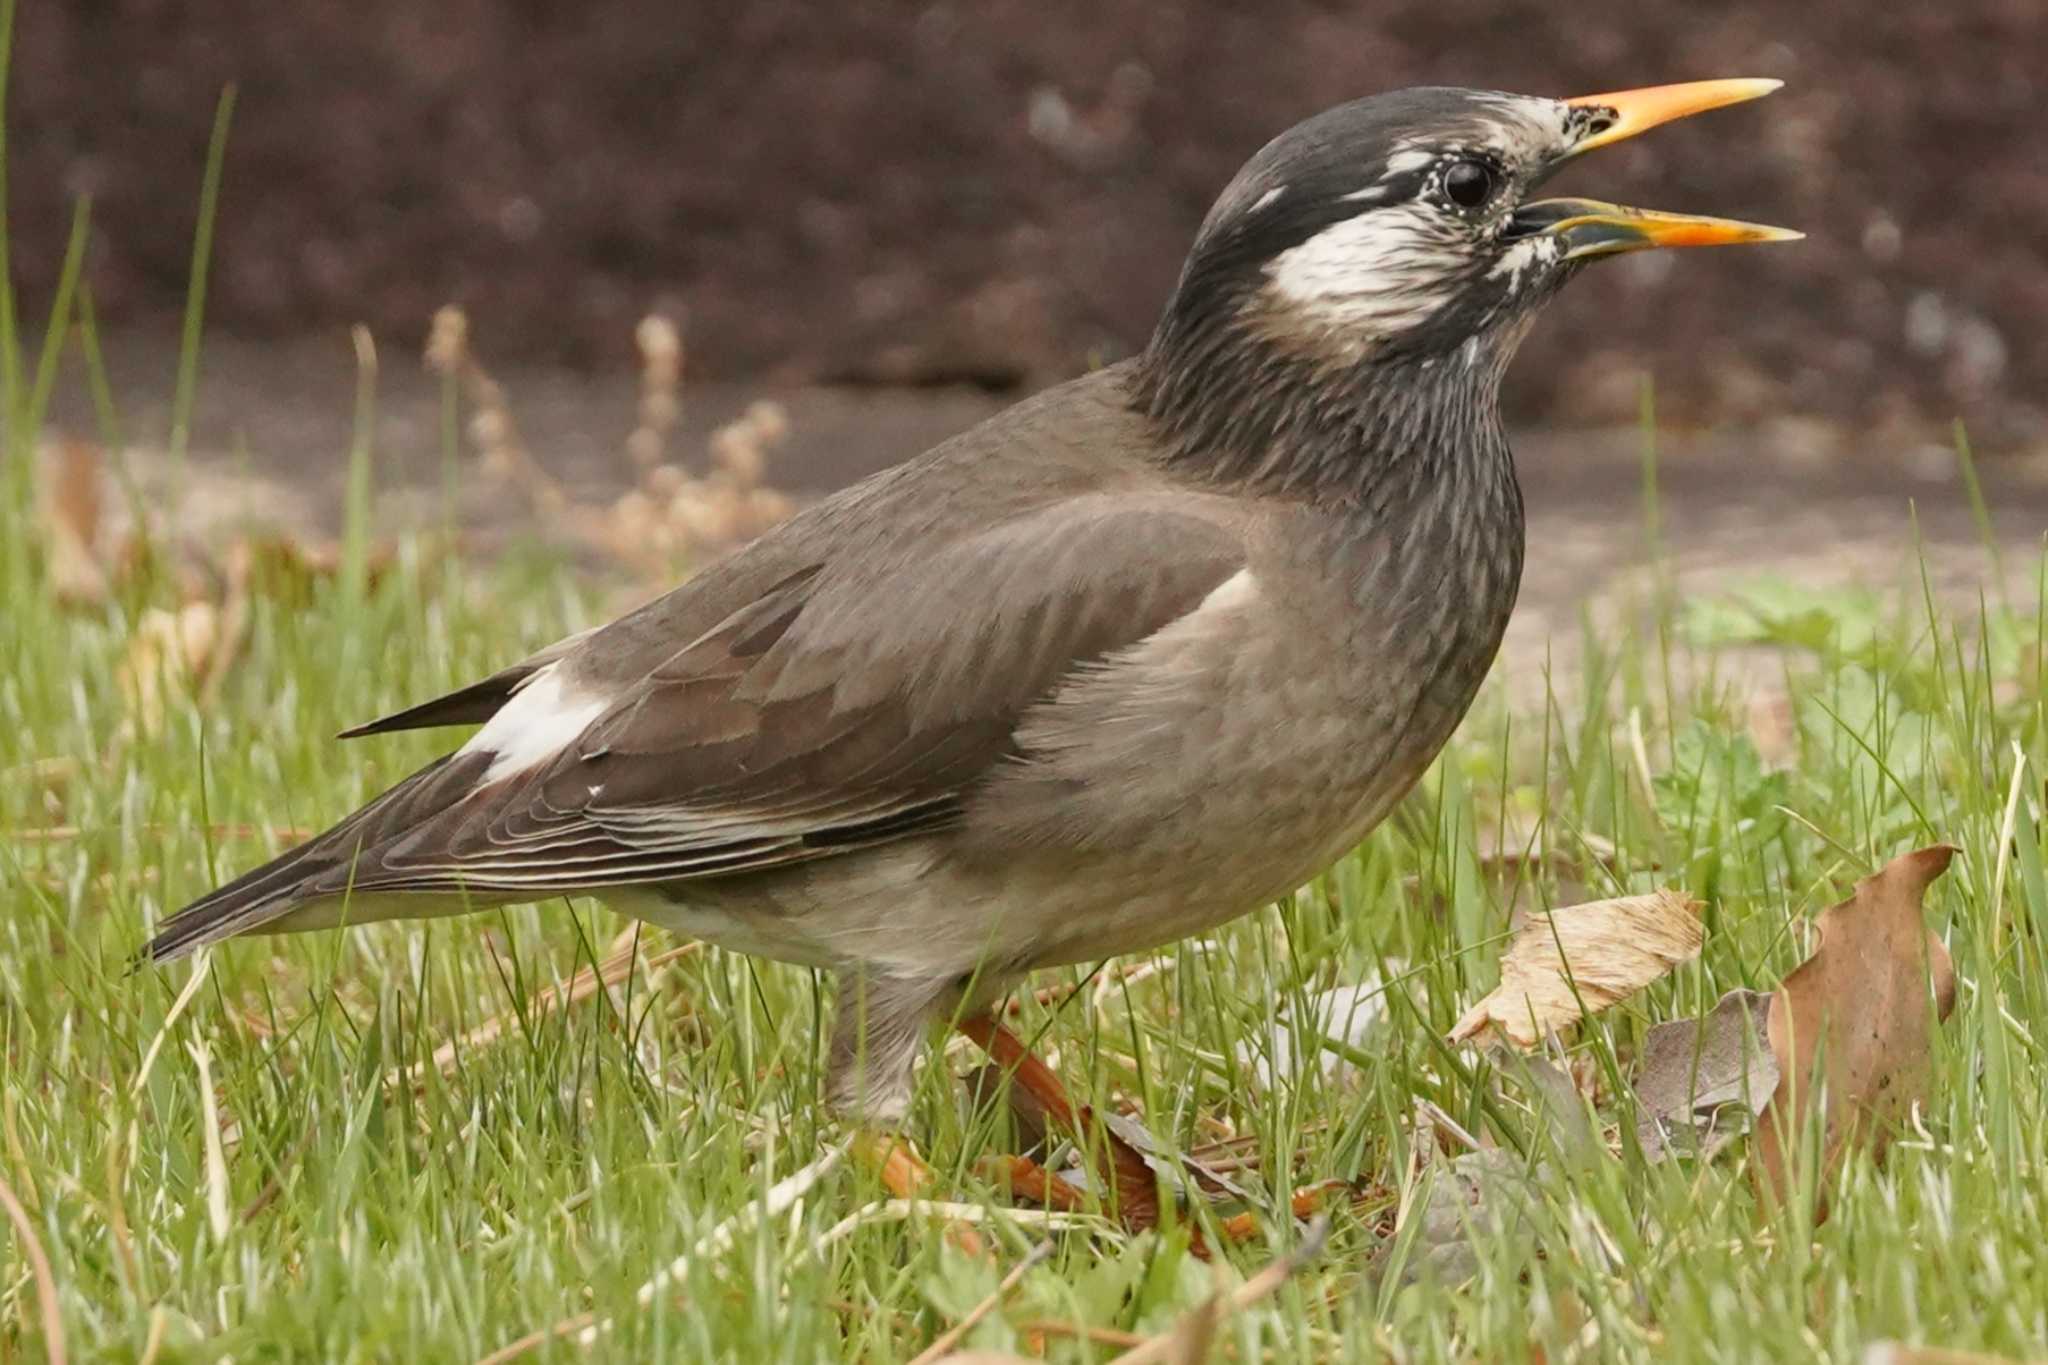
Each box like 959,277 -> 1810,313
806,1200 -> 1093,1262
1755,845 -> 1959,1212
0,1169 -> 68,1365
1862,1345 -> 2048,1365
469,1311 -> 598,1365
480,1143 -> 849,1363
186,1038 -> 231,1243
905,1240 -> 1055,1365
11,823 -> 311,846
1450,889 -> 1705,1047
427,305 -> 570,517
625,314 -> 683,472
590,1144 -> 847,1348
132,955 -> 212,1101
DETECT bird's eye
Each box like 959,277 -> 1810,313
1442,159 -> 1498,210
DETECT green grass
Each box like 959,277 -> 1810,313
4,402 -> 2046,1363
6,62 -> 2048,1365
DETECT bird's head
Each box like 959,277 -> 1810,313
1140,80 -> 1798,492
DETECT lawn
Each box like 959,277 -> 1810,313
5,69 -> 2048,1365
6,370 -> 2047,1363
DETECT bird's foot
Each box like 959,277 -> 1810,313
959,1014 -> 1376,1251
850,1130 -> 937,1201
956,1013 -> 1165,1231
848,1129 -> 989,1257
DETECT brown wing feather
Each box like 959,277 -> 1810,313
316,498 -> 1247,895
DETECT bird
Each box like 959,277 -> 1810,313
145,79 -> 1795,1197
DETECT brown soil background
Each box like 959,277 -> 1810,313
8,2 -> 2045,442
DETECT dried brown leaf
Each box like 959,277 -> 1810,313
1632,988 -> 1778,1162
1754,845 -> 1959,1210
41,437 -> 110,606
1449,890 -> 1705,1048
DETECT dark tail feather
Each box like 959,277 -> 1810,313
336,671 -> 528,739
139,753 -> 471,963
140,835 -> 352,962
336,631 -> 594,739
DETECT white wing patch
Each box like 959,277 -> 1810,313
462,664 -> 609,782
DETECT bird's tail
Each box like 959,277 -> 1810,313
140,753 -> 474,963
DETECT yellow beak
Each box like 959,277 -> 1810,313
1511,77 -> 1802,254
1564,77 -> 1785,155
1511,197 -> 1803,258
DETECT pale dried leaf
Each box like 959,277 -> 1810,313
1755,845 -> 1959,1210
118,602 -> 223,736
1632,988 -> 1778,1162
41,437 -> 110,605
1449,890 -> 1705,1047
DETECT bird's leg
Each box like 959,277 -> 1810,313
959,1013 -> 1371,1247
955,1013 -> 1163,1230
848,1129 -> 937,1200
832,969 -> 989,1255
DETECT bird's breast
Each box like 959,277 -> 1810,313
955,489 -> 1524,966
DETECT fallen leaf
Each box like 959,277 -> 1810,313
1450,890 -> 1705,1048
1399,1146 -> 1551,1286
1632,988 -> 1779,1163
1754,845 -> 1958,1210
118,602 -> 223,736
40,437 -> 110,605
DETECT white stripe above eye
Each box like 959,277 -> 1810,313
461,664 -> 610,782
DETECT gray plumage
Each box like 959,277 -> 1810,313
145,83 -> 1788,1121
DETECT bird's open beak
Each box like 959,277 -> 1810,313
1509,78 -> 1802,259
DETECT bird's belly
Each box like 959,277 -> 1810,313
601,885 -> 843,969
957,537 -> 1513,971
1001,732 -> 1438,969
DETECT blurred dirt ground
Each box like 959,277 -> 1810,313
7,2 -> 2046,441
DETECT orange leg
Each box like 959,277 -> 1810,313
849,1131 -> 988,1257
956,1014 -> 1162,1231
958,1015 -> 1379,1251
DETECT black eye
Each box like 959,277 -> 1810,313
1442,159 -> 1497,209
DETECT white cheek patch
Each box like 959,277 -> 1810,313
1264,203 -> 1465,337
462,664 -> 611,782
1486,234 -> 1560,285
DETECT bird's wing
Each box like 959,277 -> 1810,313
317,492 -> 1248,897
145,368 -> 1247,960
